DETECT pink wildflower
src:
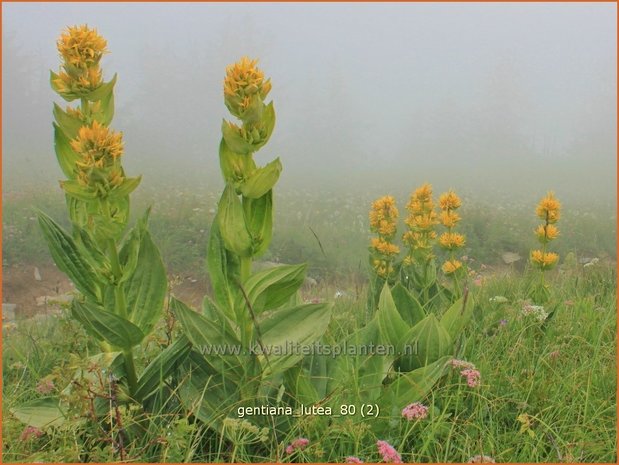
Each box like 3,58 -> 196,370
448,359 -> 476,370
20,425 -> 43,441
461,368 -> 481,388
346,457 -> 364,463
36,378 -> 55,395
401,402 -> 428,421
376,440 -> 402,463
286,437 -> 309,454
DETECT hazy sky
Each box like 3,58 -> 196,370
2,2 -> 616,202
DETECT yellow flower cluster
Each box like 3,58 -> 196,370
224,57 -> 272,119
442,259 -> 463,275
531,192 -> 561,270
52,25 -> 107,97
437,189 -> 465,276
403,183 -> 438,262
535,192 -> 561,224
369,195 -> 400,278
57,25 -> 108,69
369,195 -> 399,238
371,237 -> 400,256
530,250 -> 559,269
438,232 -> 466,250
70,121 -> 124,188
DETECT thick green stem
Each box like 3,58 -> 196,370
107,236 -> 138,395
240,256 -> 252,283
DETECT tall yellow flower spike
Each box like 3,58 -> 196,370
529,192 -> 561,303
369,195 -> 400,278
531,192 -> 561,271
403,183 -> 439,264
437,189 -> 465,281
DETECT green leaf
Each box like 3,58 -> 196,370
260,303 -> 332,376
206,220 -> 236,316
217,183 -> 253,257
53,103 -> 83,139
134,335 -> 192,402
53,123 -> 80,179
221,120 -> 254,155
440,291 -> 474,341
391,282 -> 425,326
178,350 -> 241,426
95,86 -> 115,125
172,298 -> 239,348
108,176 -> 142,200
376,284 -> 409,347
10,398 -> 66,428
172,298 -> 244,378
219,138 -> 257,185
395,314 -> 453,372
260,101 -> 276,147
325,319 -> 392,404
83,73 -> 117,102
243,190 -> 273,257
240,158 -> 282,199
60,180 -> 98,201
123,230 -> 167,336
380,355 -> 450,414
37,211 -> 101,302
71,301 -> 145,349
239,263 -> 307,313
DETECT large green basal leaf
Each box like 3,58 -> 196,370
123,230 -> 167,336
37,211 -> 101,302
391,282 -> 426,326
239,263 -> 307,313
72,301 -> 145,349
171,298 -> 244,379
134,335 -> 192,402
259,303 -> 332,376
379,355 -> 450,422
395,314 -> 452,372
10,398 -> 66,428
440,291 -> 475,341
178,349 -> 242,427
376,283 -> 409,347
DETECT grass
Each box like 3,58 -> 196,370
2,258 -> 616,462
3,182 -> 616,277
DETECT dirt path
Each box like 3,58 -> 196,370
2,263 -> 206,319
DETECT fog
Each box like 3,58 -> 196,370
2,2 -> 617,207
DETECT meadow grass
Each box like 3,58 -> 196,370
2,259 -> 615,462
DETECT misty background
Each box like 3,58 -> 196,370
2,3 -> 617,278
3,3 -> 616,203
